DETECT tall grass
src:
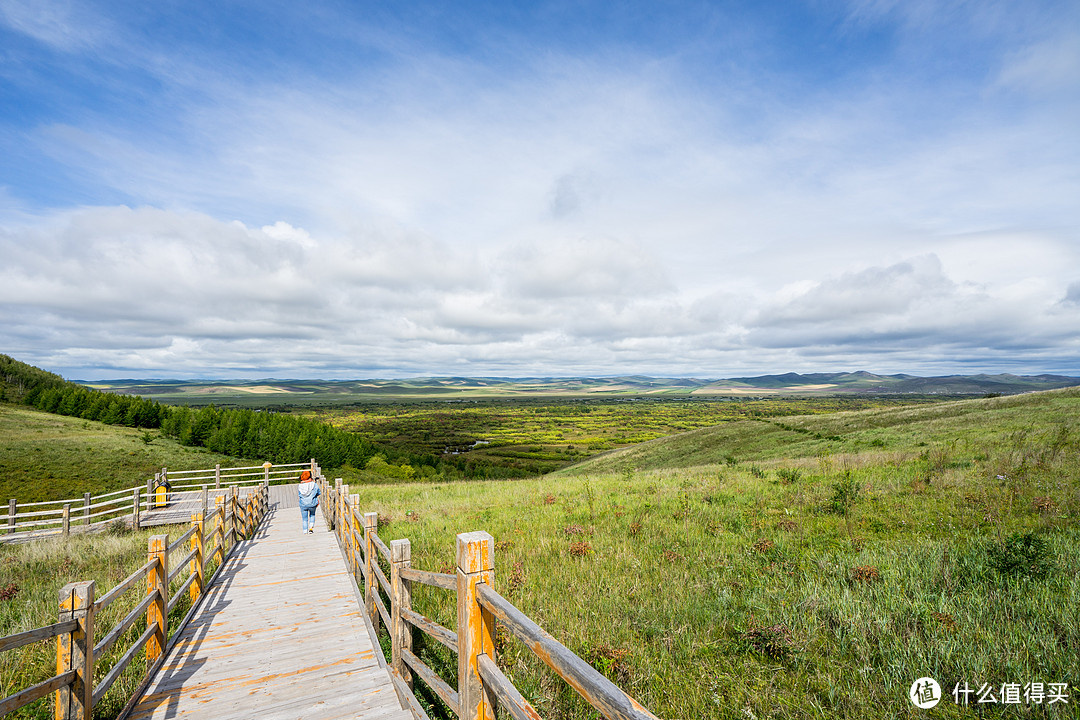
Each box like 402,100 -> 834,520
0,524 -> 215,719
348,393 -> 1079,718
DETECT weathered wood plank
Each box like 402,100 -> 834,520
125,505 -> 411,720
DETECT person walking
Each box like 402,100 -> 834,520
298,470 -> 320,534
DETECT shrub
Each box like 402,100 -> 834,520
752,538 -> 775,554
830,471 -> 860,515
744,622 -> 796,661
569,541 -> 592,557
986,532 -> 1054,581
850,565 -> 881,584
0,583 -> 18,601
776,468 -> 802,484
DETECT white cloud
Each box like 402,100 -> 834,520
2,2 -> 1079,377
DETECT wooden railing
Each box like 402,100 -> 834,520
318,476 -> 660,720
1,461 -> 309,542
0,476 -> 272,718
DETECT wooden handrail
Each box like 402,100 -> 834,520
477,653 -> 542,720
401,647 -> 460,716
401,607 -> 457,652
399,567 -> 455,591
477,583 -> 660,720
331,502 -> 662,720
0,620 -> 78,654
0,474 -> 274,719
3,461 -> 278,542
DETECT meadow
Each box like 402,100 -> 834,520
0,405 -> 250,503
311,395 -> 932,477
1,389 -> 1077,718
346,389 -> 1080,719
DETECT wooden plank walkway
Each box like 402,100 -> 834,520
126,485 -> 411,720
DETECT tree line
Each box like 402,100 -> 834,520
0,354 -> 491,477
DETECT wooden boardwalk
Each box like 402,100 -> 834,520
126,485 -> 411,720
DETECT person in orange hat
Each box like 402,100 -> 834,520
298,469 -> 320,534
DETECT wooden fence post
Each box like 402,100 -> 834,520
340,484 -> 351,566
214,497 -> 226,565
132,488 -> 140,530
83,493 -> 91,527
263,462 -> 271,484
334,478 -> 342,531
350,494 -> 361,580
56,580 -> 95,720
390,538 -> 413,688
457,531 -> 496,720
363,511 -> 378,631
190,513 -> 204,604
7,498 -> 14,534
146,535 -> 169,666
201,485 -> 208,519
229,487 -> 238,545
62,503 -> 71,536
215,464 -> 221,490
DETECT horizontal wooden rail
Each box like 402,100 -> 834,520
95,558 -> 156,612
0,670 -> 77,716
92,622 -> 156,707
477,653 -> 542,720
477,583 -> 660,720
371,531 -> 391,561
373,558 -> 392,598
402,647 -> 460,716
166,573 -> 197,615
401,606 -> 457,652
0,620 -> 78,654
399,567 -> 455,591
168,548 -> 198,583
0,464 -> 282,719
373,588 -> 391,629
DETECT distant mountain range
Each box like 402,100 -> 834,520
85,371 -> 1080,402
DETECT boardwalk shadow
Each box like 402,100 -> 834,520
127,505 -> 280,719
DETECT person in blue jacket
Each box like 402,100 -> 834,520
298,470 -> 320,534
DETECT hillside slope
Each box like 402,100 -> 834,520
560,385 -> 1080,474
0,404 -> 252,502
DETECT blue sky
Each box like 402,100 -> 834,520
1,0 -> 1078,379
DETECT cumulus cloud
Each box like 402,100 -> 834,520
2,2 -> 1079,377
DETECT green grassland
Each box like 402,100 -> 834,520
313,396 -> 933,477
0,405 -> 250,503
1,389 -> 1078,718
349,388 -> 1080,719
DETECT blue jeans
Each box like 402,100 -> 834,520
301,506 -> 316,531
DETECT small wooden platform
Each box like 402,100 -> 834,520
126,489 -> 411,720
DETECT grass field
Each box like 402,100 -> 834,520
1,390 -> 1078,718
0,405 -> 251,503
347,389 -> 1080,719
312,396 -> 933,477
